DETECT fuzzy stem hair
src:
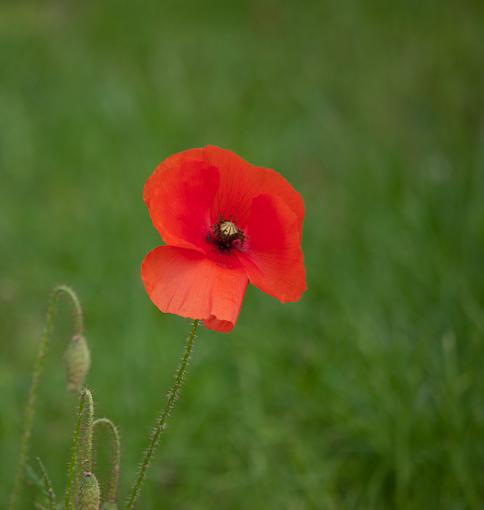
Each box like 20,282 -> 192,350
35,457 -> 56,510
8,285 -> 84,510
93,418 -> 121,504
125,319 -> 200,510
64,387 -> 94,510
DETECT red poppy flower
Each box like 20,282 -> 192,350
141,145 -> 306,333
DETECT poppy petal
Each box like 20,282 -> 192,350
237,193 -> 306,303
144,157 -> 219,252
203,145 -> 305,226
142,246 -> 248,332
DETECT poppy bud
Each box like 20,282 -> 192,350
64,334 -> 91,392
78,471 -> 100,510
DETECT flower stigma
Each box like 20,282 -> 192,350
220,221 -> 238,237
210,219 -> 245,252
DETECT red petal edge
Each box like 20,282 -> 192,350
142,245 -> 249,332
144,155 -> 219,253
237,193 -> 307,303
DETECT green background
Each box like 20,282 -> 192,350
1,1 -> 484,508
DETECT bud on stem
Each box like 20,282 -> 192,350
78,472 -> 100,510
64,334 -> 91,393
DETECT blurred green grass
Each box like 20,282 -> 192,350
1,0 -> 484,508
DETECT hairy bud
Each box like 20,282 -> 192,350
64,334 -> 91,392
79,471 -> 100,510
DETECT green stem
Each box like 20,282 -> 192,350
93,418 -> 121,504
36,457 -> 57,510
9,285 -> 84,510
125,320 -> 200,510
80,389 -> 95,474
65,388 -> 94,510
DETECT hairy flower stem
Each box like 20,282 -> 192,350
36,457 -> 57,510
65,388 -> 94,510
93,418 -> 121,504
125,320 -> 200,510
9,285 -> 84,510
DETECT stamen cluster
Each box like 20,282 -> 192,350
210,219 -> 245,252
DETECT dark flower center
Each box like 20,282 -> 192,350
209,219 -> 245,252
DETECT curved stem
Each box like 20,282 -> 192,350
125,320 -> 200,510
93,418 -> 121,504
9,285 -> 84,510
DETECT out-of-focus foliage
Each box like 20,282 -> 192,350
1,1 -> 483,508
